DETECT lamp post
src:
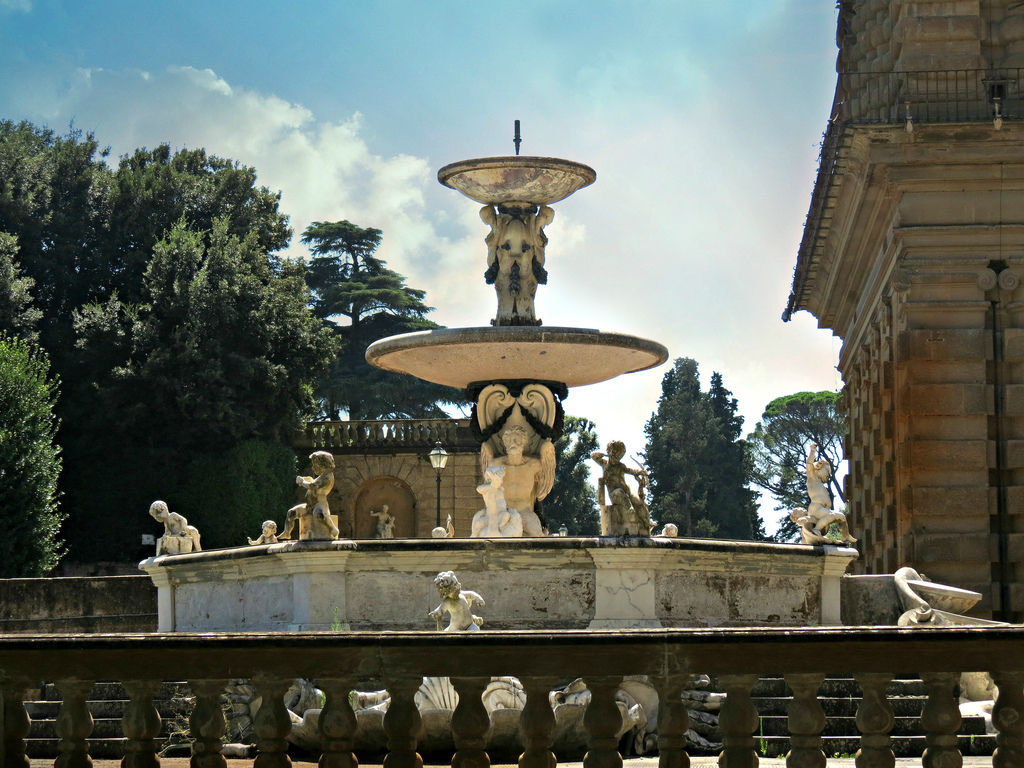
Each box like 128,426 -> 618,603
428,442 -> 449,528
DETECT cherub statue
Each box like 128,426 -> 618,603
471,465 -> 524,537
791,442 -> 856,545
370,504 -> 396,539
480,424 -> 554,536
431,514 -> 455,538
591,441 -> 653,535
279,451 -> 339,541
149,500 -> 202,556
247,520 -> 278,546
428,571 -> 485,632
480,203 -> 555,326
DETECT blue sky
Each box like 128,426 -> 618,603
0,0 -> 843,533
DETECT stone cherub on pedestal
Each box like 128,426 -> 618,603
280,451 -> 339,542
148,501 -> 202,556
428,571 -> 485,632
480,424 -> 554,536
371,504 -> 396,539
247,520 -> 278,546
591,441 -> 654,536
471,465 -> 524,537
790,442 -> 857,546
480,203 -> 555,326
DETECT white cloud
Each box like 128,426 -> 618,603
0,0 -> 31,12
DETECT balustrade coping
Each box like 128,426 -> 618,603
0,626 -> 1022,682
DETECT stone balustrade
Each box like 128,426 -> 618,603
305,418 -> 469,452
2,626 -> 1024,768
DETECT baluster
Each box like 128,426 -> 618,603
122,680 -> 162,768
783,674 -> 825,768
382,678 -> 423,768
518,676 -> 557,768
717,674 -> 760,768
653,674 -> 690,768
451,677 -> 491,768
2,678 -> 31,768
252,676 -> 293,768
920,672 -> 962,768
318,679 -> 357,768
188,679 -> 227,768
991,671 -> 1024,768
852,673 -> 894,768
55,679 -> 95,768
582,676 -> 622,768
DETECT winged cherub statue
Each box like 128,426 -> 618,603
479,424 -> 555,536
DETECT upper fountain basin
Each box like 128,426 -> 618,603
438,156 -> 597,206
366,326 -> 668,389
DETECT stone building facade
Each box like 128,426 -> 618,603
787,0 -> 1024,620
294,418 -> 485,539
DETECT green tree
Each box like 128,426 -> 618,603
0,233 -> 41,343
543,416 -> 600,535
644,358 -> 762,539
747,390 -> 846,542
302,220 -> 461,419
0,335 -> 64,576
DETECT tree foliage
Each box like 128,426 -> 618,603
644,358 -> 763,539
0,232 -> 41,343
544,416 -> 600,535
302,220 -> 461,419
747,390 -> 846,542
0,335 -> 64,575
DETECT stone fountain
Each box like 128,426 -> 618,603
139,139 -> 858,634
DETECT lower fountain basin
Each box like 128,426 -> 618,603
365,326 -> 669,389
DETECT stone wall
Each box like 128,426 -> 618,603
0,576 -> 157,634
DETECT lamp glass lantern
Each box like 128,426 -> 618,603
429,442 -> 449,527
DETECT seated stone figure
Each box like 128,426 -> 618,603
280,451 -> 339,541
471,465 -> 524,538
149,500 -> 202,556
247,520 -> 278,546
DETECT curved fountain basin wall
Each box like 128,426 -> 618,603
139,538 -> 857,632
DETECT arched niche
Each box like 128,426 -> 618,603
352,476 -> 418,538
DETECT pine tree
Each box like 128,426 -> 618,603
302,220 -> 461,419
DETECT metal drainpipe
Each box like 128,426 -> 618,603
989,261 -> 1012,622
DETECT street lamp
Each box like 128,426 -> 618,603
428,441 -> 449,528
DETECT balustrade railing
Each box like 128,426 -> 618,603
307,418 -> 466,451
838,69 -> 1024,126
2,626 -> 1024,768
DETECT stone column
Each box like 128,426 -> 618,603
518,677 -> 557,768
318,679 -> 357,768
582,676 -> 623,768
717,674 -> 760,768
252,677 -> 293,768
852,673 -> 895,768
382,678 -> 423,768
451,677 -> 491,768
122,679 -> 163,768
55,679 -> 95,768
188,680 -> 228,768
920,672 -> 962,768
2,678 -> 31,768
783,674 -> 825,768
991,671 -> 1024,768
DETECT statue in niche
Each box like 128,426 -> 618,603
247,520 -> 279,546
790,442 -> 856,546
480,203 -> 555,326
471,465 -> 524,538
428,570 -> 485,632
148,500 -> 202,556
280,451 -> 339,541
480,424 -> 554,536
371,504 -> 396,539
591,441 -> 654,536
431,514 -> 455,538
